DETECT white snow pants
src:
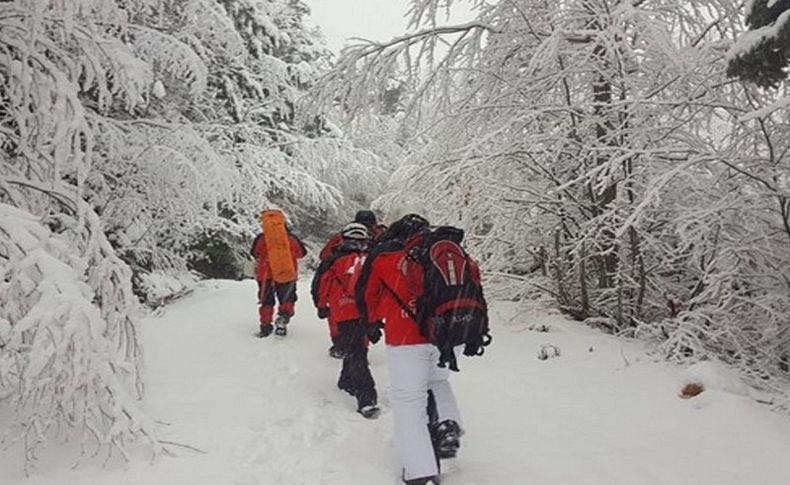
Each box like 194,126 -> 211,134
386,344 -> 462,480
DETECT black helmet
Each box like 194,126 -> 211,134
380,213 -> 429,243
354,210 -> 377,228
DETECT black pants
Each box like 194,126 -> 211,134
257,279 -> 297,324
257,279 -> 297,307
336,320 -> 377,410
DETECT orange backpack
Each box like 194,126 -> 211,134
261,210 -> 296,283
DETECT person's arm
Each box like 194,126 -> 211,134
290,233 -> 307,259
250,233 -> 263,258
316,264 -> 334,312
360,257 -> 386,343
311,256 -> 335,308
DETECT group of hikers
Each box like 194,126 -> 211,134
250,208 -> 492,485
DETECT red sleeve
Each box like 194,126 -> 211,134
251,233 -> 263,258
252,235 -> 266,259
317,264 -> 334,309
290,234 -> 306,259
319,234 -> 342,260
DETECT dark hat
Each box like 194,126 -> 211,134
354,210 -> 377,227
380,213 -> 429,243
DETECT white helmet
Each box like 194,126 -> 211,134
341,222 -> 369,240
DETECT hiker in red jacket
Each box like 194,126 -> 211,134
250,223 -> 306,337
317,210 -> 386,356
357,214 -> 467,485
313,222 -> 379,418
319,210 -> 387,260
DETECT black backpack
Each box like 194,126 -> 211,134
407,226 -> 492,371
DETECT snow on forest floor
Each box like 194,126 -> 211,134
3,277 -> 790,484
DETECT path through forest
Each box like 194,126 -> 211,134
3,277 -> 790,484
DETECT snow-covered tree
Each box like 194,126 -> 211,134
728,0 -> 790,88
0,0 -> 385,469
314,0 -> 790,398
0,0 -> 169,468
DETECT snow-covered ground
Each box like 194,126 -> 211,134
3,277 -> 790,484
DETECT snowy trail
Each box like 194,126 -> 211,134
135,277 -> 396,485
3,277 -> 790,484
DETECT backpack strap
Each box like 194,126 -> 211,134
355,239 -> 404,323
380,281 -> 471,371
380,282 -> 419,324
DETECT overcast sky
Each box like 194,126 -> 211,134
305,0 -> 472,53
305,0 -> 411,53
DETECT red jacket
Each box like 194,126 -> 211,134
316,250 -> 367,325
319,233 -> 344,260
251,232 -> 306,282
361,238 -> 485,346
362,250 -> 428,346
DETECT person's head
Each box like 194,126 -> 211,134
341,222 -> 369,241
354,210 -> 377,228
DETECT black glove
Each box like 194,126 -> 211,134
367,321 -> 383,344
317,308 -> 329,319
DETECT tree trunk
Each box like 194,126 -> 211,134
579,241 -> 590,318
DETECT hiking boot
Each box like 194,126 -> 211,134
433,420 -> 462,459
328,345 -> 345,359
275,313 -> 291,325
403,475 -> 440,485
257,324 -> 273,338
357,404 -> 380,419
274,314 -> 290,336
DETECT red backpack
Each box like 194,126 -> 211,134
405,226 -> 492,371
